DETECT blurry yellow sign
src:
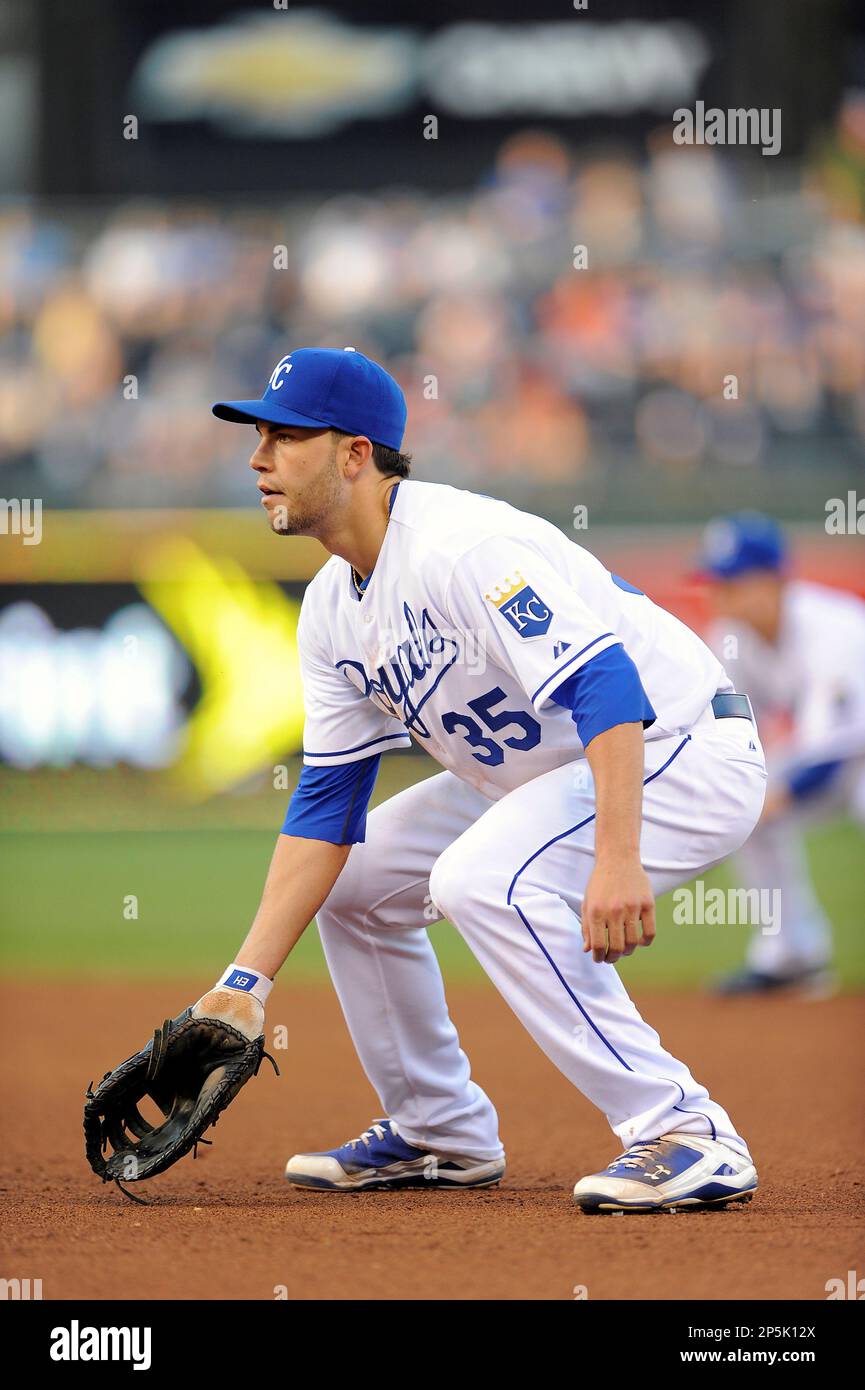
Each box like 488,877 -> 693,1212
139,538 -> 303,798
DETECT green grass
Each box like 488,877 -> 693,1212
1,767 -> 863,988
620,817 -> 865,989
0,824 -> 486,982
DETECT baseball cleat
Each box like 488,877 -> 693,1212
573,1134 -> 758,1214
710,964 -> 836,998
285,1118 -> 506,1191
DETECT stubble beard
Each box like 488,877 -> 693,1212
269,453 -> 343,538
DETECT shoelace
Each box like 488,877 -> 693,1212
609,1140 -> 665,1171
346,1119 -> 397,1150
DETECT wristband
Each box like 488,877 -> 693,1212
215,962 -> 274,1007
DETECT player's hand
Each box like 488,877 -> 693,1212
582,858 -> 656,964
191,988 -> 265,1041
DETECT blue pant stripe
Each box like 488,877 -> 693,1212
510,900 -> 635,1070
506,736 -> 692,905
670,1082 -> 718,1142
505,735 -> 691,1075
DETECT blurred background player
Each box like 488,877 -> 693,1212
697,513 -> 865,995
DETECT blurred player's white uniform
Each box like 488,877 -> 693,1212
709,579 -> 865,980
298,479 -> 767,1160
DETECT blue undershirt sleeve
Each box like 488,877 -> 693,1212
281,754 -> 381,845
549,643 -> 656,749
786,759 -> 843,802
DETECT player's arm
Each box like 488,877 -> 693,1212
582,723 -> 655,964
235,752 -> 379,976
548,644 -> 657,963
235,833 -> 351,979
764,638 -> 865,821
195,755 -> 378,1025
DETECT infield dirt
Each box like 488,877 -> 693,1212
2,981 -> 863,1301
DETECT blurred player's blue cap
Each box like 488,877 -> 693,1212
695,512 -> 787,579
212,347 -> 407,450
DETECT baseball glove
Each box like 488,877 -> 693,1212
84,1003 -> 279,1202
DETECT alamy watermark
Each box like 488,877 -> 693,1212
825,491 -> 864,535
0,498 -> 42,545
673,102 -> 781,157
1,1277 -> 43,1299
50,1322 -> 152,1369
672,882 -> 780,935
825,1270 -> 864,1300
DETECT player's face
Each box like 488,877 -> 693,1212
707,573 -> 783,641
250,423 -> 343,535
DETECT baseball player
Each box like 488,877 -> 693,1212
200,348 -> 767,1214
696,513 -> 865,995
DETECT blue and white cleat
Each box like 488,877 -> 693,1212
711,964 -> 837,999
573,1134 -> 758,1214
285,1118 -> 506,1191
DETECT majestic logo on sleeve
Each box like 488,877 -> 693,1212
485,569 -> 554,639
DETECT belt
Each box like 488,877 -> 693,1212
711,692 -> 754,722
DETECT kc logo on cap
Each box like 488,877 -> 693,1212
212,346 -> 407,451
268,357 -> 294,391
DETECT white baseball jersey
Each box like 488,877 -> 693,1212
298,479 -> 730,799
708,579 -> 865,771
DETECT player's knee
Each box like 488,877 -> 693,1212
429,838 -> 493,922
428,846 -> 464,922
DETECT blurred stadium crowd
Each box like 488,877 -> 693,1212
2,104 -> 865,508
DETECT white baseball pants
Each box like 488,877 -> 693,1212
740,758 -> 865,975
314,711 -> 767,1161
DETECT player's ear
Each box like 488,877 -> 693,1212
341,434 -> 374,478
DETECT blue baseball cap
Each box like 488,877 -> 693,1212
696,512 -> 787,579
212,347 -> 407,450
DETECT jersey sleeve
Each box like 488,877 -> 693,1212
549,645 -> 656,746
789,656 -> 865,767
298,595 -> 412,766
282,756 -> 380,843
443,534 -> 623,714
